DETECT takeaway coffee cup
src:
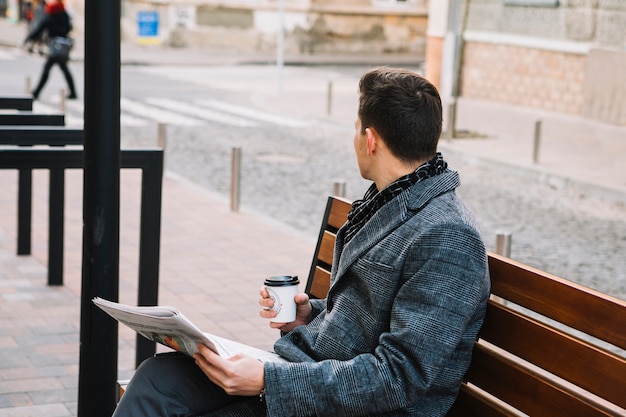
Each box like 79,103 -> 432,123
264,275 -> 300,322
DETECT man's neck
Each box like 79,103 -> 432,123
373,158 -> 429,191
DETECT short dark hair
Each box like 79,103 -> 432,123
358,67 -> 442,164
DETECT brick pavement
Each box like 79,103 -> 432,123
0,169 -> 315,416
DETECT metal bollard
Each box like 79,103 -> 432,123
231,147 -> 242,212
446,100 -> 456,142
495,232 -> 512,258
327,81 -> 333,116
25,76 -> 31,95
157,122 -> 167,172
533,120 -> 542,164
333,181 -> 346,197
492,231 -> 512,304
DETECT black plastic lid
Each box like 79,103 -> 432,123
264,275 -> 299,286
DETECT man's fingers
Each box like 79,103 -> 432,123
295,293 -> 310,305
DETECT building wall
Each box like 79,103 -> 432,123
65,0 -> 84,31
423,0 -> 448,89
121,0 -> 429,56
459,0 -> 626,125
461,40 -> 586,114
467,0 -> 626,48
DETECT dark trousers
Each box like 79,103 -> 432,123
112,352 -> 265,417
32,56 -> 77,98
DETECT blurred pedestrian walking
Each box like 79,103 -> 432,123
23,0 -> 77,100
26,0 -> 47,56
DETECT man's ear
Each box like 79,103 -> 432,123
365,127 -> 379,155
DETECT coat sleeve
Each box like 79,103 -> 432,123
308,298 -> 326,319
263,221 -> 489,417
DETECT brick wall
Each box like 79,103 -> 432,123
461,41 -> 587,115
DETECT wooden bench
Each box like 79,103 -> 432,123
310,196 -> 626,416
120,196 -> 626,416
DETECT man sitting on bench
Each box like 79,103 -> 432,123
113,67 -> 491,417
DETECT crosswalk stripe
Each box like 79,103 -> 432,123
121,97 -> 203,126
0,49 -> 16,60
32,101 -> 83,127
146,97 -> 257,127
65,100 -> 148,127
196,99 -> 311,128
120,113 -> 149,127
25,96 -> 310,129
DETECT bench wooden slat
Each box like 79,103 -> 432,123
116,379 -> 130,403
327,197 -> 351,230
308,267 -> 331,300
447,384 -> 520,417
489,253 -> 626,351
480,300 -> 626,409
318,230 -> 335,267
466,343 -> 620,417
305,196 -> 351,298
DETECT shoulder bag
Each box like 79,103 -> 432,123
48,36 -> 74,60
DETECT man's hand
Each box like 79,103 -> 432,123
193,344 -> 264,396
259,287 -> 312,332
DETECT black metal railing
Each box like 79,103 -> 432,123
0,147 -> 164,364
0,126 -> 84,269
0,95 -> 34,111
0,112 -> 65,126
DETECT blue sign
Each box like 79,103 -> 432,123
137,11 -> 159,37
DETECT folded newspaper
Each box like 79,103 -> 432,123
92,297 -> 286,363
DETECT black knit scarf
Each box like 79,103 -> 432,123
344,152 -> 447,243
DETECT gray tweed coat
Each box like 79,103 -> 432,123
211,169 -> 490,417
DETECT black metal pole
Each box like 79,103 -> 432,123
17,168 -> 32,255
48,168 -> 64,285
77,0 -> 121,415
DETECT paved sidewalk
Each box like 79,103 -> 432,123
0,169 -> 315,416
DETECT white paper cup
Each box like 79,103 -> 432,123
264,275 -> 299,322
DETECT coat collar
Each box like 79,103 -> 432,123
330,169 -> 460,290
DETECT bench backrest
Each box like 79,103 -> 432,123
305,196 -> 352,299
306,196 -> 626,417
